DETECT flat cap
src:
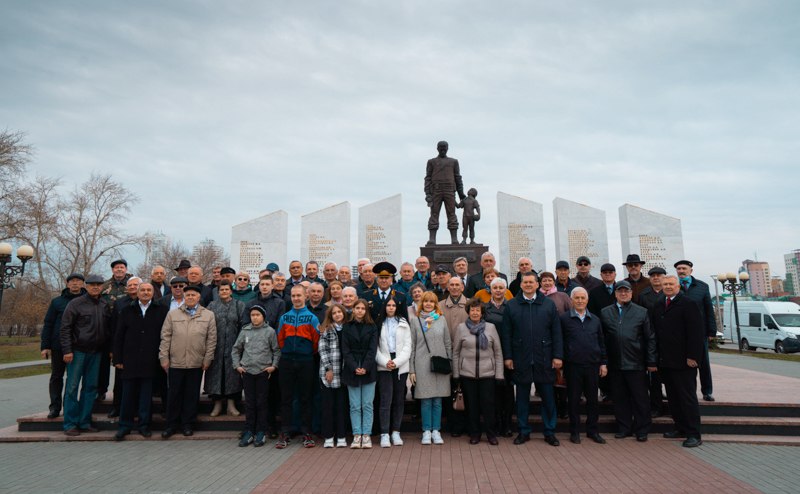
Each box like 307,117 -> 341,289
66,273 -> 85,282
648,267 -> 667,276
673,260 -> 693,268
220,267 -> 236,275
183,284 -> 202,294
266,262 -> 280,272
110,259 -> 127,268
576,256 -> 591,265
434,264 -> 451,274
615,280 -> 632,291
170,276 -> 188,285
600,263 -> 616,272
85,274 -> 105,284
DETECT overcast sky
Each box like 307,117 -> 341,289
2,1 -> 798,282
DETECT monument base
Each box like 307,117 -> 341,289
419,243 -> 489,276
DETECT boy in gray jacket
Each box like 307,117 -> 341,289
232,305 -> 281,447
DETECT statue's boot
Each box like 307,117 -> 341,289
450,229 -> 459,245
427,230 -> 437,246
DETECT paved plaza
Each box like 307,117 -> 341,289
0,353 -> 798,493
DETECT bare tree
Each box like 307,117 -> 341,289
136,236 -> 190,282
0,130 -> 33,241
191,238 -> 229,283
52,173 -> 145,279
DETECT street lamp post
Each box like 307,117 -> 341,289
0,242 -> 35,314
715,271 -> 750,354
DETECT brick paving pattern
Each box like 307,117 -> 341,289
690,443 -> 800,494
253,437 -> 760,493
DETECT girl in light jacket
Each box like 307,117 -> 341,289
375,297 -> 412,448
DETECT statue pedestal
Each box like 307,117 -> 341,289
419,243 -> 489,276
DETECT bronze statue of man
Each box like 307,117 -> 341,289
425,141 -> 466,245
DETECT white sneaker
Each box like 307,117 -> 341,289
362,434 -> 372,449
421,430 -> 432,445
380,433 -> 391,448
391,431 -> 403,446
336,437 -> 348,448
432,430 -> 444,445
350,435 -> 362,449
323,437 -> 334,448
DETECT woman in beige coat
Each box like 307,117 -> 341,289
452,298 -> 504,445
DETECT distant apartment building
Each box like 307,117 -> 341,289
742,259 -> 770,297
770,276 -> 786,297
785,250 -> 800,296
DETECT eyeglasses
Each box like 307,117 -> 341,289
172,284 -> 186,289
577,262 -> 590,266
237,277 -> 249,281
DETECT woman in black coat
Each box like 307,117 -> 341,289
341,299 -> 378,449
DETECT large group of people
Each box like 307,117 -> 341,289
42,251 -> 715,449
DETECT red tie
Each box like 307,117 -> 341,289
666,297 -> 671,309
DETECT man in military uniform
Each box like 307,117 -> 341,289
365,262 -> 409,323
425,141 -> 466,245
98,259 -> 132,405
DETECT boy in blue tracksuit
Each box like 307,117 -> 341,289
274,285 -> 320,449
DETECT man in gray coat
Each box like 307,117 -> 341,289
600,281 -> 657,441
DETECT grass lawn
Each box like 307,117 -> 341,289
0,364 -> 50,379
0,336 -> 42,364
711,347 -> 800,362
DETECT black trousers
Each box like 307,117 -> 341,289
279,359 -> 314,434
97,352 -> 111,395
166,367 -> 203,429
378,370 -> 407,434
461,377 -> 496,438
119,377 -> 153,431
48,346 -> 67,413
609,369 -> 651,435
566,363 -> 600,435
153,367 -> 168,414
242,372 -> 270,433
494,369 -> 515,433
699,339 -> 713,396
649,370 -> 664,413
661,367 -> 702,439
321,384 -> 348,439
268,369 -> 280,433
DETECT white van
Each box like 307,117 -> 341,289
722,301 -> 800,353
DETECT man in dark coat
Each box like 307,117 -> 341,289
149,265 -> 169,300
106,276 -> 143,418
187,266 -> 214,307
98,259 -> 132,404
242,277 -> 287,329
587,263 -> 618,402
465,252 -> 507,298
60,274 -> 111,435
650,275 -> 705,448
600,281 -> 657,441
560,287 -> 607,444
622,254 -> 651,304
572,256 -> 603,292
674,260 -> 717,401
41,273 -> 86,418
554,261 -> 579,295
113,282 -> 169,440
638,266 -> 668,416
364,262 -> 408,323
501,272 -> 563,447
508,257 -> 535,296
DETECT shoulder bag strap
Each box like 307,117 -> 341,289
418,317 -> 432,354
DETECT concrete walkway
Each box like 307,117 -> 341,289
0,359 -> 48,371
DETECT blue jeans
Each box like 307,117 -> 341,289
63,351 -> 101,430
420,397 -> 442,432
516,381 -> 556,436
348,382 -> 376,435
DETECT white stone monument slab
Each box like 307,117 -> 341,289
301,202 -> 351,268
230,210 -> 288,283
497,192 -> 546,278
619,204 -> 684,270
553,197 -> 609,277
358,194 -> 402,268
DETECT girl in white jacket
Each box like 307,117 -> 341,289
375,297 -> 412,448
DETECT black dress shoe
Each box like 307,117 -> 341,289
139,427 -> 152,438
587,433 -> 606,444
182,427 -> 193,437
47,410 -> 59,419
682,437 -> 703,448
544,435 -> 560,447
114,429 -> 129,442
161,428 -> 175,439
636,434 -> 648,442
107,408 -> 119,418
80,425 -> 99,433
487,436 -> 499,446
569,433 -> 581,444
513,433 -> 530,445
702,394 -> 715,402
614,432 -> 631,439
469,436 -> 480,445
663,431 -> 687,439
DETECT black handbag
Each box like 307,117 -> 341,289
419,317 -> 452,375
